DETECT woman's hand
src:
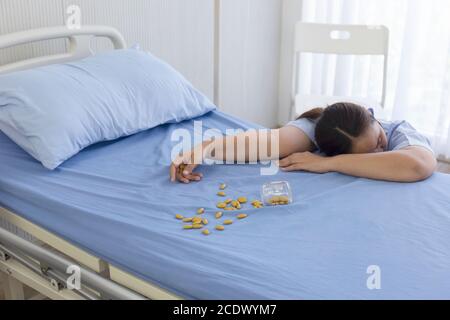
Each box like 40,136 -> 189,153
279,147 -> 436,182
170,142 -> 211,183
278,152 -> 332,174
170,155 -> 202,184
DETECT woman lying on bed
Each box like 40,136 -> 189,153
170,102 -> 437,183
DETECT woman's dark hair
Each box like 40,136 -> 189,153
298,102 -> 374,156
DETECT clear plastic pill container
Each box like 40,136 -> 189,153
261,181 -> 293,206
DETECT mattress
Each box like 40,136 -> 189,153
1,110 -> 450,299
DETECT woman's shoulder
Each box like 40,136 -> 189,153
380,119 -> 433,153
285,118 -> 318,146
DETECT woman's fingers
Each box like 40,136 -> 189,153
176,170 -> 191,184
170,162 -> 203,183
189,172 -> 203,180
182,164 -> 197,176
170,163 -> 178,182
279,154 -> 296,167
280,164 -> 303,172
278,158 -> 290,167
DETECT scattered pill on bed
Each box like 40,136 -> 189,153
219,183 -> 227,190
197,208 -> 205,214
192,224 -> 203,229
215,212 -> 223,219
217,191 -> 226,197
251,200 -> 264,208
225,199 -> 232,204
215,225 -> 225,231
183,217 -> 193,222
217,202 -> 227,209
175,214 -> 184,220
183,225 -> 193,230
237,197 -> 248,204
192,217 -> 202,224
223,220 -> 233,225
202,229 -> 211,236
202,218 -> 209,225
237,214 -> 248,220
231,200 -> 240,208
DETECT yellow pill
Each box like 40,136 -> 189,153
192,217 -> 202,224
215,225 -> 225,231
193,224 -> 203,229
217,191 -> 226,197
175,214 -> 184,220
223,220 -> 233,225
237,214 -> 248,220
279,196 -> 289,202
219,183 -> 227,190
183,225 -> 193,230
183,217 -> 193,223
215,212 -> 223,219
202,229 -> 211,236
217,202 -> 227,209
270,196 -> 280,203
238,197 -> 248,204
231,200 -> 240,208
197,208 -> 205,214
202,218 -> 209,225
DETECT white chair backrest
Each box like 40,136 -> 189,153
0,26 -> 127,75
295,22 -> 389,55
292,22 -> 389,108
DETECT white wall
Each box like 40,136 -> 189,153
219,0 -> 282,128
278,0 -> 303,126
0,0 -> 214,98
0,0 -> 283,128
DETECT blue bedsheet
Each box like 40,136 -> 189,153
1,110 -> 449,299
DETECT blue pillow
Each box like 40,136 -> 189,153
0,49 -> 216,169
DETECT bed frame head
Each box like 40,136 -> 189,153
0,25 -> 127,75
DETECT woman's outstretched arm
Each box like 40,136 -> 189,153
170,126 -> 313,183
279,146 -> 437,182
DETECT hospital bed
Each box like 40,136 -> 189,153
0,26 -> 178,300
1,26 -> 450,300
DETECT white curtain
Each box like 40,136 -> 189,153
299,0 -> 450,160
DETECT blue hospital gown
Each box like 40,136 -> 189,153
287,118 -> 434,153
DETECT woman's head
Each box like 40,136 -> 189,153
299,102 -> 387,156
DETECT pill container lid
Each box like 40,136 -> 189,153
261,181 -> 293,205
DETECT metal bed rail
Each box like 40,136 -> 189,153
0,226 -> 146,300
